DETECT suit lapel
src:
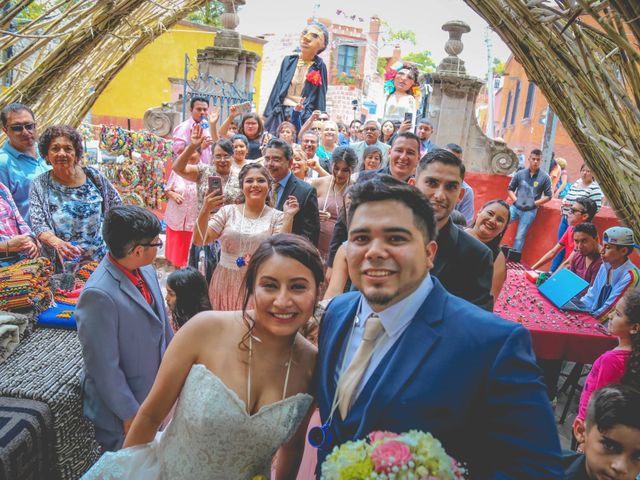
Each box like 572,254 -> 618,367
277,174 -> 296,210
105,261 -> 160,322
352,281 -> 448,438
433,219 -> 456,276
318,295 -> 360,423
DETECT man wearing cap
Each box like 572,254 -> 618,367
567,226 -> 639,320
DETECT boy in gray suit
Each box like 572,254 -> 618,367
76,205 -> 173,451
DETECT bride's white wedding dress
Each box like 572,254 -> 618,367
82,364 -> 313,479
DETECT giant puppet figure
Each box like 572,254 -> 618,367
263,21 -> 329,135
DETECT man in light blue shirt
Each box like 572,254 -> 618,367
0,103 -> 50,225
315,175 -> 562,477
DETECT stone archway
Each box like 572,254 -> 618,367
1,1 -> 638,235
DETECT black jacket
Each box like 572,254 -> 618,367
276,173 -> 320,246
562,452 -> 588,479
433,219 -> 494,311
263,55 -> 327,134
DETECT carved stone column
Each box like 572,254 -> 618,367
427,21 -> 517,174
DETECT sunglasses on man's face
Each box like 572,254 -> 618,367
8,123 -> 36,133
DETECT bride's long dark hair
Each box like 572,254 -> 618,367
239,234 -> 324,350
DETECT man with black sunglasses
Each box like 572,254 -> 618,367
76,205 -> 173,451
0,102 -> 49,224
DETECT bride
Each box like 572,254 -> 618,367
83,234 -> 324,479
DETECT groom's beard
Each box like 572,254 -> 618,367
363,290 -> 398,310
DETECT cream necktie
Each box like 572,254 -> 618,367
336,314 -> 384,419
271,183 -> 280,207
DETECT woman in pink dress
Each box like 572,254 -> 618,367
310,146 -> 357,262
164,163 -> 198,267
192,163 -> 300,310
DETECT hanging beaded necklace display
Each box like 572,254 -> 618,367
235,203 -> 267,267
321,176 -> 349,220
247,335 -> 295,415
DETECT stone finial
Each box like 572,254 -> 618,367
437,20 -> 471,75
219,0 -> 245,30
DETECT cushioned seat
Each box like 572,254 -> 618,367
0,396 -> 55,480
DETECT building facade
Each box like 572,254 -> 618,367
91,20 -> 265,130
493,55 -> 583,181
257,16 -> 385,125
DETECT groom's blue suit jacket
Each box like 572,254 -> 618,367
315,279 -> 563,479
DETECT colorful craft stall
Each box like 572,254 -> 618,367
79,123 -> 173,210
495,265 -> 617,364
0,259 -> 101,479
37,262 -> 98,329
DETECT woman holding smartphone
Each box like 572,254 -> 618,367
172,125 -> 242,280
193,163 -> 300,310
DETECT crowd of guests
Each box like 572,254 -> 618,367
2,94 -> 640,479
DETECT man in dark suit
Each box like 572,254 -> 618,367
415,149 -> 494,310
264,138 -> 320,245
76,205 -> 173,451
327,132 -> 420,266
315,176 -> 562,478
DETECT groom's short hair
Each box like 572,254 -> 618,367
348,175 -> 436,242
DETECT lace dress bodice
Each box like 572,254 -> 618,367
83,364 -> 313,479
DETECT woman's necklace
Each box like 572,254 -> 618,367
236,203 -> 267,267
321,176 -> 349,220
247,334 -> 295,415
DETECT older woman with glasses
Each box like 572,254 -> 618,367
29,125 -> 121,271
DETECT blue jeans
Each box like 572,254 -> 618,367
550,215 -> 569,272
509,205 -> 538,253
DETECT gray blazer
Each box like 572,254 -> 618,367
75,256 -> 173,435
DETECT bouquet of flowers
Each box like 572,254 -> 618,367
320,430 -> 466,480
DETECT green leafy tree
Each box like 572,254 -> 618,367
187,1 -> 224,28
14,1 -> 53,22
380,20 -> 416,46
402,50 -> 436,73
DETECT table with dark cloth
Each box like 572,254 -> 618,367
495,266 -> 617,364
0,326 -> 100,479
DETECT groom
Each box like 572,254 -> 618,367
315,176 -> 562,478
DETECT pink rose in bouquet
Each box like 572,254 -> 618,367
371,440 -> 412,473
368,430 -> 399,443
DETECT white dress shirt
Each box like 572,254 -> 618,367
335,274 -> 434,399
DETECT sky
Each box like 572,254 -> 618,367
237,0 -> 513,78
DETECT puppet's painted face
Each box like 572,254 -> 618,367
393,68 -> 417,94
300,25 -> 325,56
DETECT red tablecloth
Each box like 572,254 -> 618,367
495,267 -> 617,364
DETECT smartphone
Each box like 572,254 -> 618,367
240,101 -> 252,113
208,175 -> 223,213
403,112 -> 413,123
208,175 -> 223,195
